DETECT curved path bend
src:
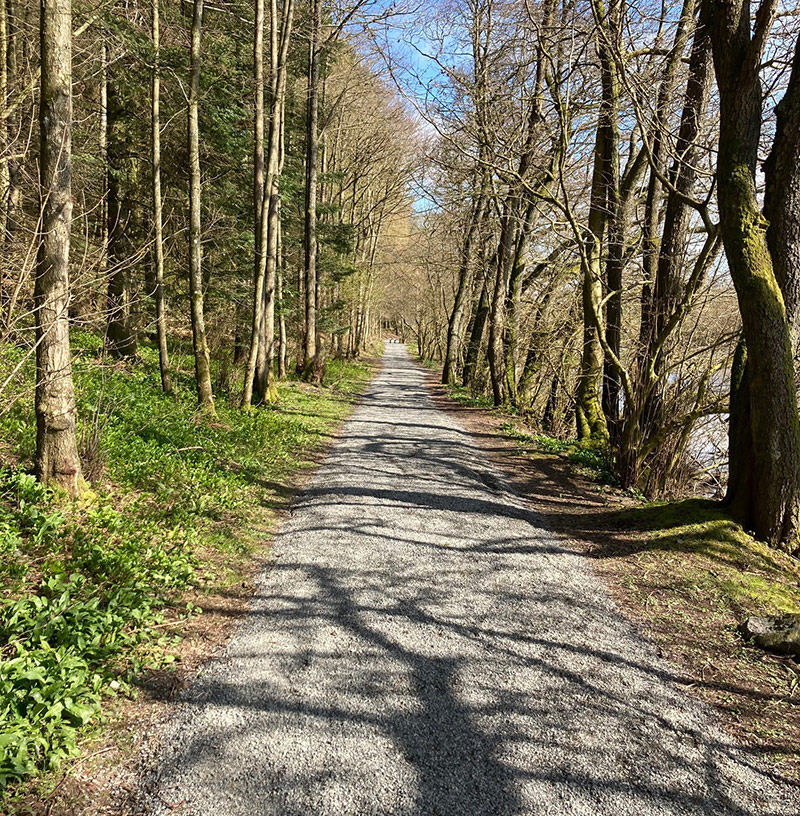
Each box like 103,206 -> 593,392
139,345 -> 797,816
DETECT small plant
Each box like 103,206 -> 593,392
0,469 -> 196,788
500,422 -> 619,485
0,335 -> 374,795
448,385 -> 494,409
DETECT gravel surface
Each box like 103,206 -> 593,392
136,345 -> 799,816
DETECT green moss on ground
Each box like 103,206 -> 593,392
602,499 -> 800,618
0,334 -> 374,799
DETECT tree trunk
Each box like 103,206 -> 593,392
576,110 -> 611,441
35,0 -> 84,494
442,171 -> 487,385
4,0 -> 18,244
576,0 -> 618,443
462,266 -> 490,389
151,0 -> 172,393
105,62 -> 138,358
638,0 -> 695,354
187,0 -> 215,411
0,0 -> 8,244
707,0 -> 800,545
487,204 -> 516,406
241,0 -> 266,407
763,31 -> 800,351
302,0 -> 320,380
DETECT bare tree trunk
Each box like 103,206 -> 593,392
0,0 -> 8,243
105,63 -> 138,358
187,0 -> 214,411
35,0 -> 84,494
244,0 -> 294,404
277,204 -> 287,378
462,266 -> 490,388
151,0 -> 171,393
241,0 -> 266,408
98,41 -> 107,261
576,124 -> 611,441
638,0 -> 695,353
576,0 -> 619,443
442,172 -> 487,385
763,31 -> 800,352
4,0 -> 18,245
302,0 -> 320,380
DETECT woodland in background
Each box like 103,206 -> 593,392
0,0 -> 419,487
3,0 -> 800,572
391,0 -> 800,549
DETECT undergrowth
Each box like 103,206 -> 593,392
0,333 -> 373,798
500,421 -> 619,486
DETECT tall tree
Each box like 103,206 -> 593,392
241,0 -> 266,408
187,0 -> 214,411
35,0 -> 84,494
151,0 -> 172,393
706,0 -> 800,545
257,0 -> 294,398
105,55 -> 138,358
301,0 -> 321,379
243,0 -> 294,406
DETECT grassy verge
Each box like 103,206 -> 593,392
499,420 -> 619,486
0,334 -> 375,805
586,499 -> 800,777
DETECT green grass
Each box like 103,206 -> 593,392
604,499 -> 800,617
500,421 -> 619,486
0,333 -> 374,797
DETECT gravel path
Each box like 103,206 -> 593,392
138,345 -> 798,816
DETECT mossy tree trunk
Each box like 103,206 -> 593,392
707,0 -> 800,546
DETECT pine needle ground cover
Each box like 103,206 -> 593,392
0,333 -> 374,802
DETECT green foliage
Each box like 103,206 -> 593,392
446,384 -> 494,409
500,422 -> 619,485
0,471 -> 194,788
0,335 -> 373,795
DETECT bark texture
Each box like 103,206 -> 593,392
151,0 -> 171,393
35,0 -> 84,494
187,0 -> 214,411
708,0 -> 800,546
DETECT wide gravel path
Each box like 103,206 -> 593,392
138,345 -> 798,816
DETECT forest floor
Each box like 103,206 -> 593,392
420,363 -> 800,792
0,336 -> 377,815
125,345 -> 794,814
6,342 -> 800,814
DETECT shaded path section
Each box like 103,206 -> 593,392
137,345 -> 797,815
